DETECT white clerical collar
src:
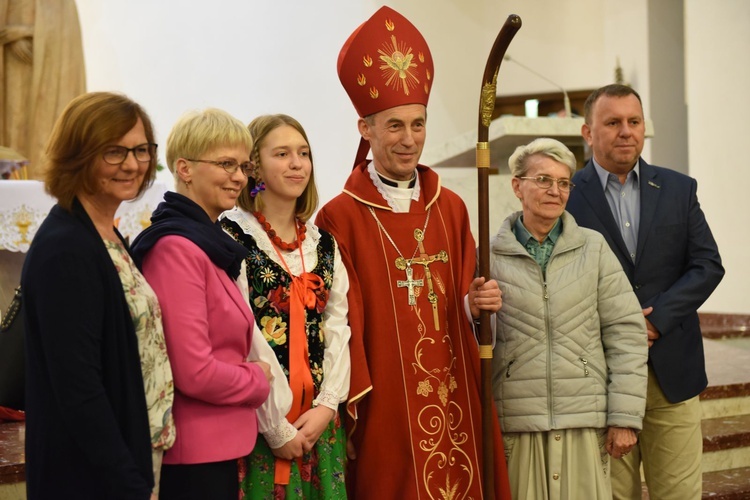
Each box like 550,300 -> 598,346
367,161 -> 421,213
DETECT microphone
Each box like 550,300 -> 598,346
503,54 -> 572,118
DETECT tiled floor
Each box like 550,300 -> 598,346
704,337 -> 750,388
719,337 -> 750,351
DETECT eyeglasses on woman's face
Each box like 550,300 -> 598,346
516,175 -> 575,192
102,143 -> 157,165
185,158 -> 253,177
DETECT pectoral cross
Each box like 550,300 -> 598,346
396,263 -> 423,306
395,228 -> 449,330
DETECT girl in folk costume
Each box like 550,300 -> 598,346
221,114 -> 351,499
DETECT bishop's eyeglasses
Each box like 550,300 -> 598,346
102,143 -> 157,165
516,175 -> 575,192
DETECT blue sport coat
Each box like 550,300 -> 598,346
566,159 -> 724,403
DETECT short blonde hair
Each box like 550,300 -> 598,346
44,92 -> 157,210
237,114 -> 319,221
166,108 -> 253,178
508,138 -> 576,178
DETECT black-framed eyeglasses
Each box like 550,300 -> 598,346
185,158 -> 253,176
516,175 -> 575,192
102,143 -> 157,165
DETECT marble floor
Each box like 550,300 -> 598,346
704,337 -> 750,388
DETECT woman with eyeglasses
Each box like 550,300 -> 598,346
488,138 -> 648,499
131,108 -> 273,500
22,92 -> 174,499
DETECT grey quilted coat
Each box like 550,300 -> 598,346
490,211 -> 647,433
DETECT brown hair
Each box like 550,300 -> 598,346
583,84 -> 643,124
238,114 -> 319,221
43,92 -> 157,210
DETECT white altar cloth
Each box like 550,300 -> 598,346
0,180 -> 167,252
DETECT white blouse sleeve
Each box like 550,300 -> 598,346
237,260 -> 297,448
314,240 -> 352,411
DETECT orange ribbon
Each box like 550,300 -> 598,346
263,219 -> 330,485
270,239 -> 321,484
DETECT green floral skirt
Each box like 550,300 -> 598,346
239,414 -> 347,499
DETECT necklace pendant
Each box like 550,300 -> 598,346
395,256 -> 408,270
396,264 -> 424,306
414,228 -> 424,242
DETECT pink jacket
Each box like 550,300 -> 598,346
142,235 -> 270,464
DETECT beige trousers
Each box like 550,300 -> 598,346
503,428 -> 611,500
611,366 -> 703,500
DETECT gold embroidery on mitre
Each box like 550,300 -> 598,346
424,83 -> 430,95
385,18 -> 395,31
369,87 -> 379,99
363,54 -> 373,68
426,69 -> 431,81
379,34 -> 420,96
357,74 -> 366,86
419,52 -> 425,63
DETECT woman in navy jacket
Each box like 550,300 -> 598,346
22,92 -> 172,499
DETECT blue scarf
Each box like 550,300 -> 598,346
131,191 -> 247,279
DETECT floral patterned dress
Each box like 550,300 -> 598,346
222,214 -> 348,500
105,239 -> 176,494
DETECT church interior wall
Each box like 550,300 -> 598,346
684,0 -> 749,313
71,0 -> 746,313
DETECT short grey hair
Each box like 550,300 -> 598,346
508,137 -> 576,178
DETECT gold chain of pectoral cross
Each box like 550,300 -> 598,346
368,207 -> 449,330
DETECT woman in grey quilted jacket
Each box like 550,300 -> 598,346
489,138 -> 648,500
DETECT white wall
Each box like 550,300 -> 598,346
75,0 -> 381,204
74,0 -> 651,205
74,0 -> 746,313
685,0 -> 749,313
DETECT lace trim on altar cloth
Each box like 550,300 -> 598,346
367,161 -> 420,213
262,418 -> 298,449
0,202 -> 159,252
0,204 -> 49,252
0,182 -> 166,252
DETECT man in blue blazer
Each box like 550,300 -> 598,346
566,84 -> 724,500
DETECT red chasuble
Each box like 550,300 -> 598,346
316,163 -> 510,499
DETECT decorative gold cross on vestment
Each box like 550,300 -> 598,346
394,228 -> 449,330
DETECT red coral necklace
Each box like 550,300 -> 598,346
253,211 -> 307,251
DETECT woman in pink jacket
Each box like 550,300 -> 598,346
131,108 -> 272,499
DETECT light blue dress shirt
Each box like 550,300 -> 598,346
592,159 -> 640,262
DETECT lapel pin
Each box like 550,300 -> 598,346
648,181 -> 660,189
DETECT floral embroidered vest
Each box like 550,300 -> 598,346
224,220 -> 335,393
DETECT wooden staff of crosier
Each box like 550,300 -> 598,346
476,14 -> 522,498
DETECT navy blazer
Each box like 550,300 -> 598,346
567,159 -> 724,404
22,198 -> 153,499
